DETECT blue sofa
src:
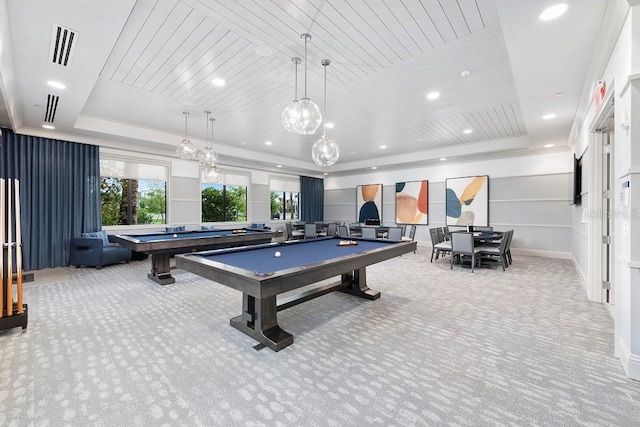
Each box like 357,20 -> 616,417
70,231 -> 131,269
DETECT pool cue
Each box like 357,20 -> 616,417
0,178 -> 4,318
15,180 -> 23,314
6,179 -> 12,317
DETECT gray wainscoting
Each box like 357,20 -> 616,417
251,183 -> 270,222
170,176 -> 200,226
324,173 -> 573,256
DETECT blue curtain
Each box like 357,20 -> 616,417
300,176 -> 324,222
0,128 -> 101,270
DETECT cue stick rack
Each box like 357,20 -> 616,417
0,178 -> 28,332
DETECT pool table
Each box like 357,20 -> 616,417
111,228 -> 281,285
175,236 -> 417,351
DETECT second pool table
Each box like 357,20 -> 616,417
112,228 -> 281,284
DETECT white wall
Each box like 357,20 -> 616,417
570,0 -> 640,380
325,151 -> 573,256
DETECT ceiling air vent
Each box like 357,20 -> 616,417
50,25 -> 77,66
44,94 -> 59,123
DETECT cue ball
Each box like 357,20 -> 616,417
173,234 -> 178,237
275,251 -> 281,257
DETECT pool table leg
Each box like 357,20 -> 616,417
230,294 -> 293,352
339,267 -> 380,300
148,253 -> 175,285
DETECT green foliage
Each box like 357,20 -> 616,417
202,185 -> 247,222
101,177 -> 166,225
139,181 -> 166,223
270,192 -> 281,218
100,177 -> 125,226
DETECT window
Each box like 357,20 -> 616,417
100,158 -> 168,226
270,178 -> 300,220
201,172 -> 248,222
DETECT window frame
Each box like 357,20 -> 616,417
200,167 -> 251,226
269,176 -> 300,223
99,154 -> 171,231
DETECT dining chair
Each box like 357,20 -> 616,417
504,229 -> 514,265
476,230 -> 511,271
402,225 -> 417,253
349,223 -> 362,237
386,226 -> 403,241
304,223 -> 317,239
361,227 -> 377,239
451,232 -> 480,272
429,227 -> 451,261
474,226 -> 493,232
337,225 -> 349,237
326,222 -> 338,237
286,222 -> 304,240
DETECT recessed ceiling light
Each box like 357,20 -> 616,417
440,157 -> 447,161
463,129 -> 473,134
265,141 -> 272,145
539,4 -> 568,21
460,70 -> 471,77
241,142 -> 246,145
42,124 -> 55,129
212,78 -> 226,87
542,113 -> 557,120
350,151 -> 356,154
371,166 -> 377,170
426,91 -> 440,100
276,164 -> 282,168
544,144 -> 555,148
323,172 -> 328,176
554,92 -> 564,97
47,80 -> 66,89
325,122 -> 334,129
380,145 -> 387,149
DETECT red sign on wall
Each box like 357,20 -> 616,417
594,80 -> 606,111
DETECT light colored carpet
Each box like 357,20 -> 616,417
1,247 -> 639,426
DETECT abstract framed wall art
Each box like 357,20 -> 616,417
445,175 -> 488,226
356,184 -> 382,222
395,180 -> 428,225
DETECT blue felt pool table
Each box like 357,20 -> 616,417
175,236 -> 417,351
112,228 -> 281,285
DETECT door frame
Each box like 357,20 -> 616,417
587,94 -> 615,303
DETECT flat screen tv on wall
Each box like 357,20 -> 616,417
573,154 -> 583,205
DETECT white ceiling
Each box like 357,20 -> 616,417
0,0 -> 610,175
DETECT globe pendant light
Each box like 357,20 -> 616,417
203,164 -> 222,183
312,59 -> 339,167
177,112 -> 196,159
199,111 -> 219,167
281,57 -> 302,132
292,34 -> 322,135
202,114 -> 222,183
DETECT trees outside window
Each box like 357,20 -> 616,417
270,191 -> 299,220
101,178 -> 166,225
202,184 -> 247,222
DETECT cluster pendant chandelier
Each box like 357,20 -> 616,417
281,57 -> 301,132
176,110 -> 222,183
312,59 -> 339,167
201,111 -> 222,183
176,112 -> 196,159
281,33 -> 339,167
282,33 -> 322,135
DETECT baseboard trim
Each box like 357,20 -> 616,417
571,254 -> 588,289
422,244 -> 570,259
617,337 -> 640,381
510,248 -> 571,259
